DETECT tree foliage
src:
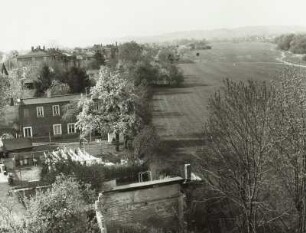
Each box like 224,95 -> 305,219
34,65 -> 53,96
269,68 -> 306,233
26,176 -> 98,233
118,41 -> 143,64
76,67 -> 141,138
62,67 -> 91,93
275,34 -> 306,54
0,73 -> 11,108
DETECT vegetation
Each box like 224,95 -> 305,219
90,50 -> 106,69
76,66 -> 141,150
196,68 -> 306,233
0,176 -> 99,233
40,155 -> 147,192
61,66 -> 91,93
34,65 -> 54,96
26,176 -> 98,233
34,64 -> 91,96
200,79 -> 275,233
275,33 -> 306,54
0,73 -> 11,108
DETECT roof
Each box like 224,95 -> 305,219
2,138 -> 33,151
104,177 -> 184,193
17,50 -> 65,59
17,51 -> 50,59
21,94 -> 81,105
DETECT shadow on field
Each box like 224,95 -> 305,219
180,83 -> 210,88
154,90 -> 193,96
163,138 -> 204,149
153,111 -> 183,118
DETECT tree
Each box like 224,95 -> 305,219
34,65 -> 54,96
131,61 -> 159,86
62,67 -> 91,93
274,34 -> 295,51
0,197 -> 26,233
133,125 -> 160,160
26,176 -> 98,233
269,67 -> 306,233
167,64 -> 184,86
76,67 -> 141,151
200,79 -> 277,233
118,41 -> 143,65
0,73 -> 10,108
90,51 -> 105,69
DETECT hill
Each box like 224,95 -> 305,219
118,25 -> 306,43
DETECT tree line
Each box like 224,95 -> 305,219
275,34 -> 306,54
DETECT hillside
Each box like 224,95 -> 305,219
118,25 -> 306,43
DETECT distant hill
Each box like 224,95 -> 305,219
116,26 -> 306,43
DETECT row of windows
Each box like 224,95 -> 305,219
23,123 -> 76,137
36,105 -> 60,118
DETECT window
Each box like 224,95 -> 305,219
52,105 -> 60,116
23,127 -> 33,138
36,106 -> 44,117
53,124 -> 62,135
93,100 -> 102,111
67,123 -> 76,134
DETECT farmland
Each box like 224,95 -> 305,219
152,42 -> 302,167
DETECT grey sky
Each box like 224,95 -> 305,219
1,0 -> 306,51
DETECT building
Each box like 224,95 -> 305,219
18,94 -> 81,138
95,177 -> 185,232
17,46 -> 77,69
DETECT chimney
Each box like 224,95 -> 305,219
43,46 -> 45,51
31,46 -> 34,52
184,164 -> 191,181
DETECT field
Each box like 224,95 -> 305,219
152,42 -> 301,169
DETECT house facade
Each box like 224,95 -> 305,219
18,95 -> 81,138
17,46 -> 77,70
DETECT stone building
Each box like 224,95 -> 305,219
17,46 -> 77,69
95,177 -> 186,233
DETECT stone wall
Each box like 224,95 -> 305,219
95,183 -> 185,233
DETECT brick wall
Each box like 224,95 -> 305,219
95,183 -> 185,232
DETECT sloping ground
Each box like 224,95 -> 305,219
152,42 -> 288,170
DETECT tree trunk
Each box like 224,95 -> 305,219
115,132 -> 119,152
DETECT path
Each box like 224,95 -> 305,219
276,51 -> 306,68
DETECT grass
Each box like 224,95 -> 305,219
151,41 -> 299,172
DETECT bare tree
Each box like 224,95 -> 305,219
199,79 -> 277,233
270,67 -> 306,233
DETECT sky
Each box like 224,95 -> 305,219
1,0 -> 306,51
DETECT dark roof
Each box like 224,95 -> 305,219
21,94 -> 81,105
17,50 -> 65,59
2,138 -> 33,151
104,177 -> 184,193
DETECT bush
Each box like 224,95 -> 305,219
40,157 -> 148,192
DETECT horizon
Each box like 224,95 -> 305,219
1,0 -> 306,52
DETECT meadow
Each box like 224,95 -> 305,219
152,42 -> 302,168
